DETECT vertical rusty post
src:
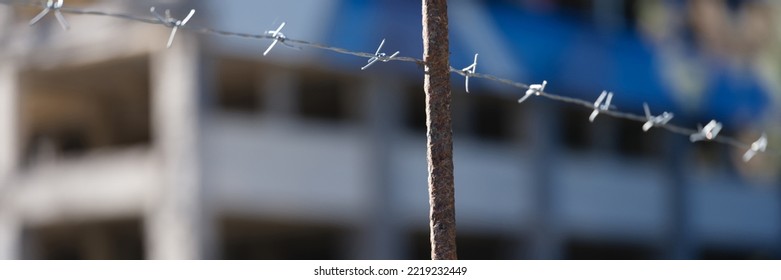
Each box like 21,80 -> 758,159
422,0 -> 457,260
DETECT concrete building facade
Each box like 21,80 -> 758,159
0,0 -> 779,259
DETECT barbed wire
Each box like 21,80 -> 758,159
0,0 -> 776,160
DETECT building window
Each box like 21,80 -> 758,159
403,83 -> 427,133
220,217 -> 347,260
464,93 -> 517,143
24,218 -> 144,260
554,0 -> 641,30
690,136 -> 726,170
297,71 -> 358,122
559,105 -> 592,151
25,128 -> 89,160
557,0 -> 592,12
216,58 -> 263,113
622,0 -> 640,29
19,56 -> 151,165
699,247 -> 774,260
565,239 -> 658,259
615,117 -> 662,159
408,231 -> 515,260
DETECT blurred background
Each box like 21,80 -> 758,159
0,0 -> 780,260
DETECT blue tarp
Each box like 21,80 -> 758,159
324,0 -> 770,124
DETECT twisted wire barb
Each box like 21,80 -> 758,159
1,0 -> 776,158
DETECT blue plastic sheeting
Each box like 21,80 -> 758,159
704,64 -> 770,127
324,0 -> 770,123
485,3 -> 677,114
487,4 -> 577,84
324,0 -> 422,72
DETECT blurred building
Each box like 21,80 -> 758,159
0,0 -> 780,259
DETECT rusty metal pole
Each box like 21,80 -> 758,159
422,0 -> 457,260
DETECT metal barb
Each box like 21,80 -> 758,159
263,22 -> 288,56
361,39 -> 400,70
690,120 -> 722,142
642,103 -> 674,132
29,0 -> 69,30
589,90 -> 613,122
257,21 -> 300,56
459,53 -> 478,92
743,133 -> 768,162
518,80 -> 546,103
0,1 -> 776,162
150,7 -> 195,48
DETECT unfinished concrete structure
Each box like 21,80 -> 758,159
0,0 -> 779,260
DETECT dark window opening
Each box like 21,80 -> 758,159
24,218 -> 145,260
25,128 -> 89,163
220,217 -> 347,260
557,0 -> 592,16
403,84 -> 426,133
408,231 -> 515,260
691,140 -> 724,170
622,0 -> 640,29
297,72 -> 356,122
566,239 -> 657,260
699,247 -> 775,260
556,0 -> 640,30
616,117 -> 662,159
216,58 -> 262,113
466,93 -> 516,142
559,105 -> 592,151
56,128 -> 88,154
20,56 -> 151,164
725,0 -> 744,12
